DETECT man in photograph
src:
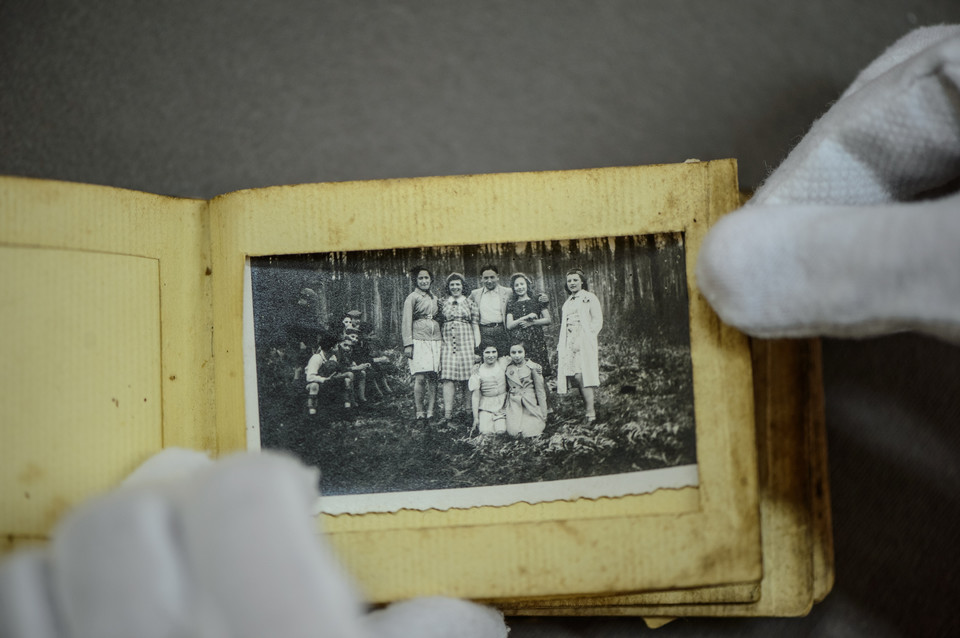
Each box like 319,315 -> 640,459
345,309 -> 395,398
325,328 -> 371,410
303,333 -> 339,416
468,265 -> 514,356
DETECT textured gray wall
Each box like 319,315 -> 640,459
4,2 -> 960,636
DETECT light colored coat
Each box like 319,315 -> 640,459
556,290 -> 603,393
505,360 -> 548,437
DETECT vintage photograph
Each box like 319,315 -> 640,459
246,234 -> 698,511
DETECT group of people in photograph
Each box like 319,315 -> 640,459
301,262 -> 604,436
303,310 -> 393,416
400,264 -> 604,435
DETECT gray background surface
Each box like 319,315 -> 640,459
4,2 -> 960,635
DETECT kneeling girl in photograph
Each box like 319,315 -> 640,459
469,341 -> 508,435
505,341 -> 548,438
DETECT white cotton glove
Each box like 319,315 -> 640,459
697,25 -> 960,341
0,449 -> 508,638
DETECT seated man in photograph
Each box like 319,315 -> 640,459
329,328 -> 371,409
303,334 -> 339,416
344,309 -> 396,398
304,329 -> 370,414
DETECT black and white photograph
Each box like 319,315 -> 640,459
245,233 -> 699,512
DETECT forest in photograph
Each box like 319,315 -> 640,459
250,234 -> 697,496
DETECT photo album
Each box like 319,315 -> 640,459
0,159 -> 832,623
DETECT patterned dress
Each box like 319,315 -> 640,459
469,359 -> 508,434
505,360 -> 547,437
439,296 -> 480,381
505,297 -> 552,377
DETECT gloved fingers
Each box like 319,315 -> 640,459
842,25 -> 960,97
696,192 -> 960,342
752,27 -> 960,207
122,447 -> 213,488
0,551 -> 61,638
364,597 -> 508,638
42,451 -> 368,638
173,453 -> 368,638
3,452 -> 215,638
50,485 -> 190,638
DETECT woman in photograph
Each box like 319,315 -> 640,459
401,265 -> 442,422
556,268 -> 603,423
504,341 -> 548,437
439,272 -> 481,425
469,341 -> 509,435
504,272 -> 552,377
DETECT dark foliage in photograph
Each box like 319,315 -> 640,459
257,339 -> 695,496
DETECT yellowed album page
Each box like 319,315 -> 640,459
0,177 -> 215,551
208,160 -> 760,603
808,340 -> 835,604
506,339 -> 827,618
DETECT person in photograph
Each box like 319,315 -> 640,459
401,266 -> 442,423
504,341 -> 548,438
469,341 -> 508,435
332,310 -> 355,339
303,333 -> 340,416
468,264 -> 513,356
440,272 -> 481,425
329,328 -> 371,409
290,287 -> 324,351
504,272 -> 553,377
345,309 -> 395,399
556,268 -> 603,423
272,287 -> 329,385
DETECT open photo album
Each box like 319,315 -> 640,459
0,160 -> 832,621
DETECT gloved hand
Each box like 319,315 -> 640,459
697,25 -> 960,342
0,449 -> 508,638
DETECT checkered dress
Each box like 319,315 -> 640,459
439,296 -> 480,381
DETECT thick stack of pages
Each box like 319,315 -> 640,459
0,160 -> 831,621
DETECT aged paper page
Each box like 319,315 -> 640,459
506,338 -> 824,617
807,341 -> 835,603
0,177 -> 214,549
209,161 -> 759,602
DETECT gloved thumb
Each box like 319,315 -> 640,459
751,26 -> 960,207
696,191 -> 960,342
